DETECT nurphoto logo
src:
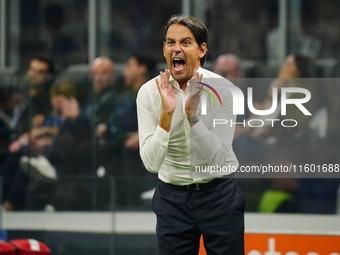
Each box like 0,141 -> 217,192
198,79 -> 312,129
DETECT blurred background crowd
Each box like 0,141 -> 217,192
0,0 -> 339,214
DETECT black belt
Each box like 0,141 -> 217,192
159,177 -> 232,191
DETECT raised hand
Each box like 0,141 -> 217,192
185,69 -> 203,118
156,69 -> 176,114
155,69 -> 176,132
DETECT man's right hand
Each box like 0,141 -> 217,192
156,69 -> 176,132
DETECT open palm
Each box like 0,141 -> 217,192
156,69 -> 176,114
185,69 -> 203,117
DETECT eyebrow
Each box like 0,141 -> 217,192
166,36 -> 192,42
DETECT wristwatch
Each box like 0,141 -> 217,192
187,113 -> 201,122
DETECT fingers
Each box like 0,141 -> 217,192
193,69 -> 203,80
163,69 -> 170,88
193,69 -> 203,90
160,71 -> 165,89
156,69 -> 170,92
156,76 -> 161,92
156,71 -> 165,94
191,69 -> 203,97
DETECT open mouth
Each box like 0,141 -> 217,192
173,58 -> 186,72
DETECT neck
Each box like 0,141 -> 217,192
179,81 -> 188,91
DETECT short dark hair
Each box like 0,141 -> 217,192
163,14 -> 208,67
131,54 -> 157,77
294,54 -> 315,78
50,79 -> 79,99
33,54 -> 55,75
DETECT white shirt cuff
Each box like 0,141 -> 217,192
154,125 -> 170,146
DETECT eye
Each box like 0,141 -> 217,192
183,40 -> 190,45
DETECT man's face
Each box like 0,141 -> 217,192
123,57 -> 144,87
214,59 -> 241,79
91,61 -> 114,93
163,23 -> 206,86
27,59 -> 50,87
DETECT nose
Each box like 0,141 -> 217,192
173,42 -> 181,53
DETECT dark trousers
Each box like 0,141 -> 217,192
153,177 -> 245,255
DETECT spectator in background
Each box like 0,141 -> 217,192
213,54 -> 263,165
233,54 -> 317,165
214,53 -> 242,80
213,54 -> 252,117
82,55 -> 157,209
257,159 -> 300,214
13,55 -> 55,138
87,56 -> 118,124
47,80 -> 93,210
246,54 -> 317,141
86,56 -> 126,176
1,79 -> 90,211
258,178 -> 300,213
0,86 -> 23,167
0,56 -> 55,211
116,54 -> 158,209
122,54 -> 157,150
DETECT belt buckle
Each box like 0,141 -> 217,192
187,183 -> 200,190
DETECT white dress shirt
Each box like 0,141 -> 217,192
137,66 -> 239,185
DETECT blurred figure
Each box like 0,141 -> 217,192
14,55 -> 55,137
258,159 -> 300,213
26,57 -> 54,93
92,57 -> 115,95
3,55 -> 55,189
214,53 -> 242,79
233,54 -> 316,166
85,55 -> 157,209
0,55 -> 54,211
0,86 -> 23,167
236,54 -> 316,140
122,54 -> 156,150
86,56 -> 126,176
47,80 -> 93,210
123,54 -> 156,90
88,56 -> 118,125
1,79 -> 92,211
250,54 -> 316,139
116,54 -> 158,209
214,54 -> 262,165
258,178 -> 300,213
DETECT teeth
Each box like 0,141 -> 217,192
173,58 -> 182,61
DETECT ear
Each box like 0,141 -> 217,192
163,42 -> 166,58
199,43 -> 207,59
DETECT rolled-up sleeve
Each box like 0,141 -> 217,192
137,82 -> 170,173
